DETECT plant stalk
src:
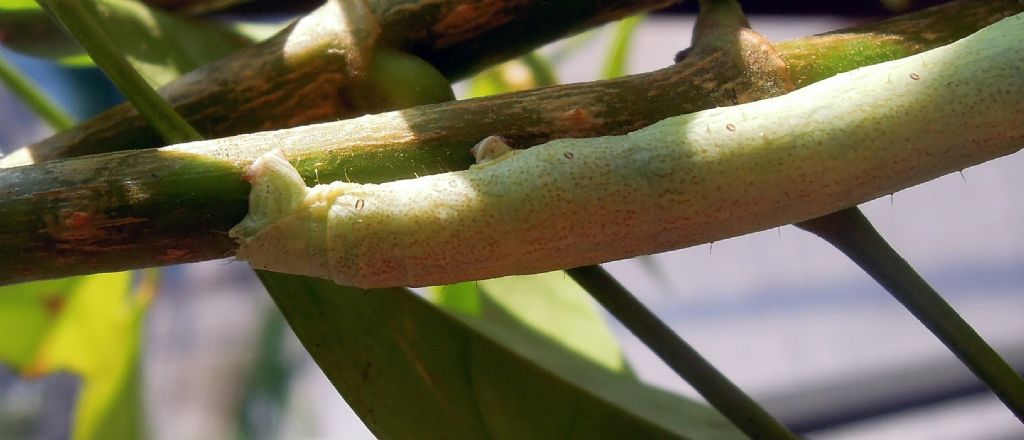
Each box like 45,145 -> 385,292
567,265 -> 798,439
37,0 -> 202,143
798,208 -> 1024,423
0,55 -> 75,131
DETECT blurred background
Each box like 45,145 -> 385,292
1,1 -> 1022,439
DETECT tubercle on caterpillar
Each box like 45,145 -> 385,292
230,14 -> 1024,289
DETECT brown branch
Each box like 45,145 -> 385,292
2,0 -> 674,167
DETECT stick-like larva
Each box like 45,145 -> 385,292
231,14 -> 1024,289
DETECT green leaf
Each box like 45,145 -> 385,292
433,281 -> 482,315
519,52 -> 558,87
0,0 -> 252,87
0,272 -> 153,440
0,54 -> 76,130
602,14 -> 644,79
234,309 -> 292,440
259,271 -> 743,439
225,20 -> 290,44
466,51 -> 558,97
0,0 -> 88,64
39,0 -> 205,143
434,272 -> 631,374
0,277 -> 80,367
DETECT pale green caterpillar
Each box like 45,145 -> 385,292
230,14 -> 1024,289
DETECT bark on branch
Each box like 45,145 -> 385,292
3,0 -> 675,166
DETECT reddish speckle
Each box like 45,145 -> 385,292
562,107 -> 596,128
42,294 -> 65,316
159,248 -> 190,262
64,211 -> 91,229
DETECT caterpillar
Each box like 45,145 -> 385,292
230,14 -> 1024,289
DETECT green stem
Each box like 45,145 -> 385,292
567,265 -> 798,439
37,0 -> 202,143
693,0 -> 750,42
798,208 -> 1024,423
0,55 -> 75,130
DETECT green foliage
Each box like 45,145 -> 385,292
467,52 -> 558,97
259,271 -> 744,439
0,272 -> 152,440
0,50 -> 74,130
0,0 -> 253,87
433,272 -> 631,374
235,310 -> 292,440
0,2 -> 249,438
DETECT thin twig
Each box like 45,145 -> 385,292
798,208 -> 1024,423
0,55 -> 75,130
567,265 -> 799,439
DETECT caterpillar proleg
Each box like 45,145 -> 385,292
231,14 -> 1024,289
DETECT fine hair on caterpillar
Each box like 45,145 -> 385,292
229,15 -> 1024,289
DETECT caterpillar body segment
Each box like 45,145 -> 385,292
230,15 -> 1024,288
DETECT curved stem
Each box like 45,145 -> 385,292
567,265 -> 799,439
798,208 -> 1024,423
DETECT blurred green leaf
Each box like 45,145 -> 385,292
519,52 -> 558,87
0,277 -> 80,367
465,61 -> 526,98
0,0 -> 90,64
547,27 -> 602,65
0,272 -> 154,440
143,0 -> 255,16
259,271 -> 742,439
466,51 -> 558,97
1,0 -> 253,87
602,14 -> 644,79
434,272 -> 631,374
235,309 -> 292,440
434,281 -> 482,315
0,53 -> 76,129
226,20 -> 290,43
